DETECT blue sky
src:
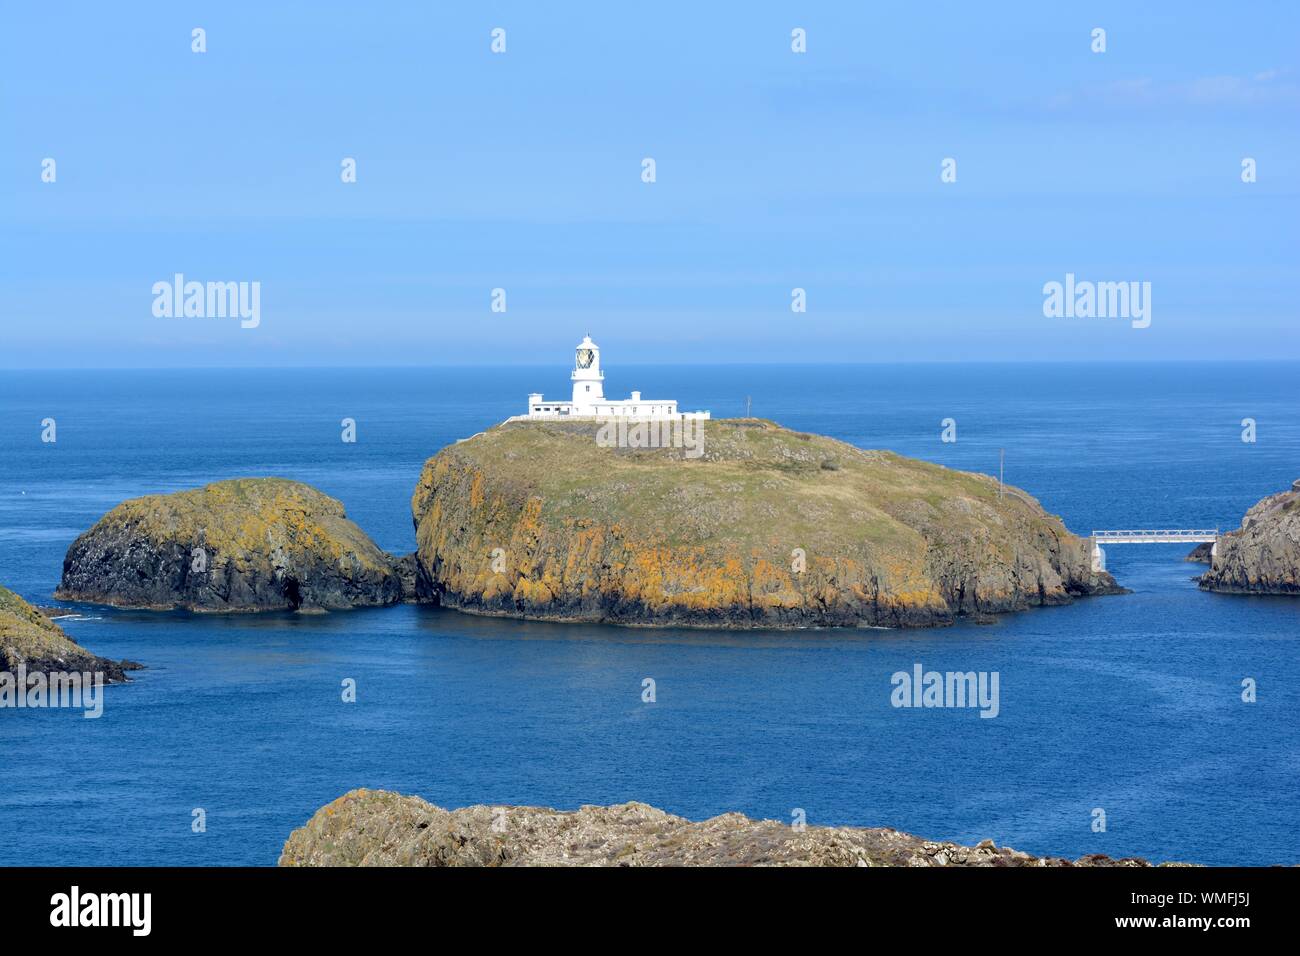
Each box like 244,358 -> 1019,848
2,1 -> 1297,367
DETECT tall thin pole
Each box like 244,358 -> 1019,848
746,395 -> 752,417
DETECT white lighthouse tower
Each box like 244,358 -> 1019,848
514,335 -> 709,421
570,334 -> 605,413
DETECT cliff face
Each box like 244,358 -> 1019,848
410,419 -> 1120,629
1198,479 -> 1300,594
0,585 -> 134,682
57,478 -> 402,612
279,789 -> 1172,867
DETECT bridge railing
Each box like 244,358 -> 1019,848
1092,530 -> 1219,536
1091,529 -> 1219,542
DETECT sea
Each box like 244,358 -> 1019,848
1,363 -> 1297,866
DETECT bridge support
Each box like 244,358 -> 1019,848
1090,538 -> 1106,573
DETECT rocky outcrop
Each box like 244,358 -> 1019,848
1197,479 -> 1300,594
1185,541 -> 1214,564
1,584 -> 138,682
410,419 -> 1121,629
57,478 -> 402,612
393,553 -> 421,603
279,789 -> 1178,867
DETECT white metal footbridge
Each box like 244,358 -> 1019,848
1088,529 -> 1219,571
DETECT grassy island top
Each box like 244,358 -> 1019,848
421,418 -> 1067,559
0,584 -> 85,662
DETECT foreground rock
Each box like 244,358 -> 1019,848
1196,479 -> 1300,594
57,478 -> 403,612
279,789 -> 1176,867
410,419 -> 1121,628
1,584 -> 137,682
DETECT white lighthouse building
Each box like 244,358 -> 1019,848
512,335 -> 709,421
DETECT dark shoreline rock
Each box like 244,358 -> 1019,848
279,789 -> 1187,867
1197,479 -> 1300,594
1,584 -> 138,684
56,478 -> 403,613
410,419 -> 1122,630
393,553 -> 421,603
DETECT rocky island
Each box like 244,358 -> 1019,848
57,478 -> 406,612
1,584 -> 137,682
410,419 -> 1121,629
1195,478 -> 1300,594
279,788 -> 1176,867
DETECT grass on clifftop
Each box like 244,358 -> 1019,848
0,584 -> 84,661
83,477 -> 388,566
438,418 -> 1067,558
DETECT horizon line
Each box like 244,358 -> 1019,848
6,357 -> 1300,372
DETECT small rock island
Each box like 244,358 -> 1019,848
410,418 -> 1121,628
57,478 -> 405,612
278,788 -> 1175,867
1,584 -> 136,682
1195,478 -> 1300,594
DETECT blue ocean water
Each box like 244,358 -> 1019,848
1,363 -> 1297,867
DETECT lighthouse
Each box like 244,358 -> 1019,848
570,335 -> 605,412
513,335 -> 709,421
